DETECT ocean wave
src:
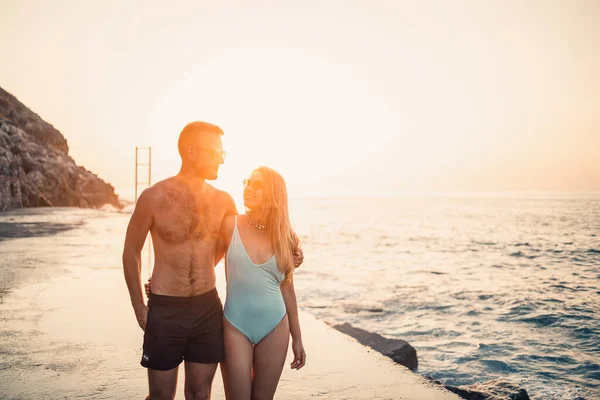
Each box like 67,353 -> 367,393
510,251 -> 538,259
572,326 -> 598,340
407,270 -> 447,275
517,314 -> 561,327
340,301 -> 385,314
518,354 -> 579,365
472,241 -> 497,246
479,359 -> 515,373
550,284 -> 584,292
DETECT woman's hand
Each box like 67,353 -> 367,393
144,278 -> 152,298
290,339 -> 306,370
135,304 -> 148,331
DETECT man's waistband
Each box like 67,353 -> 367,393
148,287 -> 220,307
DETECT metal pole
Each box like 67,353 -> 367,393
148,147 -> 152,188
147,147 -> 153,277
134,147 -> 138,201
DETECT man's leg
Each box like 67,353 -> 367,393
147,367 -> 179,400
183,289 -> 226,400
183,361 -> 218,400
142,295 -> 186,400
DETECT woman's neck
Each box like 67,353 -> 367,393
246,209 -> 269,230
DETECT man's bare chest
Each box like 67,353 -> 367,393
152,191 -> 225,245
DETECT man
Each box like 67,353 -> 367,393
123,121 -> 303,400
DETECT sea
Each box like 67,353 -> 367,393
1,193 -> 598,399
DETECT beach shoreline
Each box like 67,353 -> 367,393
0,207 -> 461,400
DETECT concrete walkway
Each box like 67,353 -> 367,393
259,311 -> 461,400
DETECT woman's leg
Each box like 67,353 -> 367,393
221,318 -> 254,400
251,315 -> 290,400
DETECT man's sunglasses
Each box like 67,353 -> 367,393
243,179 -> 264,190
192,147 -> 227,160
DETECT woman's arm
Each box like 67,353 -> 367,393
281,279 -> 306,369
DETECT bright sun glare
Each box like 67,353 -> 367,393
140,48 -> 403,201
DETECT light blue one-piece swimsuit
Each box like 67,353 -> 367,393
224,216 -> 286,345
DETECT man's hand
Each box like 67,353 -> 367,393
293,247 -> 304,269
135,304 -> 148,331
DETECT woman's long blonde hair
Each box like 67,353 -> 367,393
250,166 -> 299,282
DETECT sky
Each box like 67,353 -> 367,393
1,0 -> 599,199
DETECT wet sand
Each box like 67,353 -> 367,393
0,208 -> 459,399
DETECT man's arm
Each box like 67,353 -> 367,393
122,190 -> 153,331
293,247 -> 304,269
214,192 -> 238,267
292,230 -> 304,269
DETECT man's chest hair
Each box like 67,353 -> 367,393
153,188 -> 224,245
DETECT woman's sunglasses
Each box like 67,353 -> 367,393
243,179 -> 264,190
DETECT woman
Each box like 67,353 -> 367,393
220,166 -> 305,400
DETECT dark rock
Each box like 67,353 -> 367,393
423,377 -> 531,400
0,87 -> 121,210
444,386 -> 489,400
332,322 -> 418,370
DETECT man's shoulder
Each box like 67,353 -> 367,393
137,178 -> 181,206
223,212 -> 240,224
154,177 -> 180,189
206,184 -> 235,204
139,179 -> 171,198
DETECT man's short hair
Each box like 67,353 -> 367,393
178,121 -> 224,156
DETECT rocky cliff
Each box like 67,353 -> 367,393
0,87 -> 121,210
